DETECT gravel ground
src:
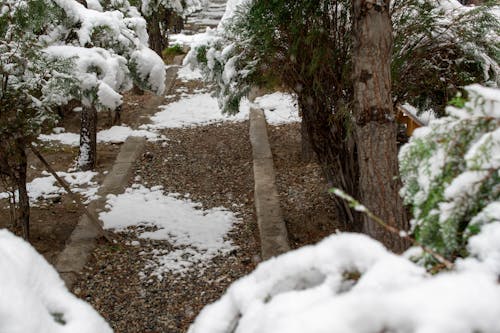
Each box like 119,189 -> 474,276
72,70 -> 339,332
74,120 -> 260,333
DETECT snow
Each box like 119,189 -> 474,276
97,125 -> 161,143
144,92 -> 299,129
0,171 -> 99,205
39,132 -> 81,146
252,92 -> 300,125
39,126 -> 162,146
100,185 -> 239,275
170,29 -> 217,49
0,229 -> 112,333
188,233 -> 500,333
401,102 -> 436,125
146,93 -> 245,128
130,47 -> 166,95
218,0 -> 251,30
177,65 -> 204,82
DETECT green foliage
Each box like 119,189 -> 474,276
191,0 -> 499,117
0,0 -> 78,144
162,43 -> 184,62
399,85 -> 500,265
392,0 -> 500,115
0,0 -> 79,190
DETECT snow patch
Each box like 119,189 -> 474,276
0,171 -> 99,205
39,126 -> 162,146
100,185 -> 239,275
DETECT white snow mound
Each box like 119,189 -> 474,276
0,230 -> 112,333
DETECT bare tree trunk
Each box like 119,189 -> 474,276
300,116 -> 315,163
352,0 -> 409,252
79,105 -> 97,171
148,12 -> 167,56
16,144 -> 30,240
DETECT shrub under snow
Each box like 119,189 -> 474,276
188,232 -> 500,333
188,86 -> 500,333
399,84 -> 500,263
0,230 -> 112,333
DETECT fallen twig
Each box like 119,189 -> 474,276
29,144 -> 112,242
331,188 -> 454,270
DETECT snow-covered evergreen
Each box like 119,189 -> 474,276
42,0 -> 166,110
188,230 -> 500,333
399,84 -> 500,263
185,0 -> 499,115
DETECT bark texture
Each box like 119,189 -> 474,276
0,140 -> 31,240
148,12 -> 167,56
352,0 -> 409,251
300,113 -> 315,163
79,105 -> 97,171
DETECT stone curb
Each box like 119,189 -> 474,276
249,108 -> 290,260
55,136 -> 146,289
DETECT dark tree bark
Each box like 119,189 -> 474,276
300,116 -> 315,163
79,105 -> 97,171
352,0 -> 409,251
0,139 -> 31,240
76,0 -> 87,8
15,143 -> 30,240
148,12 -> 167,56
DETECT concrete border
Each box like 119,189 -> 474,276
55,136 -> 146,288
249,108 -> 290,260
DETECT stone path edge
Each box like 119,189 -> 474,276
249,108 -> 291,260
55,136 -> 146,289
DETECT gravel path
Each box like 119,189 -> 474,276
71,3 -> 339,330
73,70 -> 261,332
72,73 -> 338,332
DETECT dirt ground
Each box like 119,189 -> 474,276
0,90 -> 159,265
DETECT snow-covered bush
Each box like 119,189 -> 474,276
42,0 -> 166,109
188,230 -> 500,333
0,0 -> 81,237
399,84 -> 500,264
38,0 -> 166,170
0,229 -> 112,333
392,0 -> 500,114
186,0 -> 499,115
0,0 -> 78,137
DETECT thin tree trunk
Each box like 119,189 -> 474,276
352,0 -> 409,252
79,105 -> 97,171
300,117 -> 315,163
16,144 -> 30,240
299,95 -> 360,231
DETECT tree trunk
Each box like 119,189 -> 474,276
79,105 -> 97,171
15,143 -> 30,240
148,12 -> 166,56
300,116 -> 315,163
352,0 -> 409,252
